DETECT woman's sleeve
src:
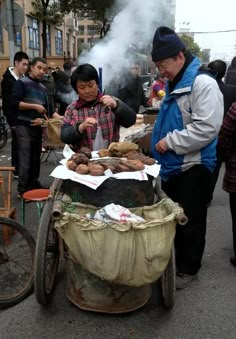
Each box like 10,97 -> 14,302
112,98 -> 136,127
60,106 -> 84,144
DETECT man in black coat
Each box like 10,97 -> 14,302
208,59 -> 236,115
1,51 -> 29,177
117,61 -> 148,113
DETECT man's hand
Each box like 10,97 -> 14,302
100,95 -> 117,109
155,138 -> 169,154
34,104 -> 47,115
78,117 -> 97,133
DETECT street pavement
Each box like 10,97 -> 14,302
0,138 -> 235,339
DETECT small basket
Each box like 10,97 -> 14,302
42,120 -> 64,147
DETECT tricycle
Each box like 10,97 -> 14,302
34,174 -> 187,312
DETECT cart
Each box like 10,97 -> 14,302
34,176 -> 187,312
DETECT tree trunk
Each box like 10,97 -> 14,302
42,20 -> 47,59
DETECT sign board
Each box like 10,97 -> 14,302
0,2 -> 24,33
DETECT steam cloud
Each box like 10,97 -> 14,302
79,0 -> 172,89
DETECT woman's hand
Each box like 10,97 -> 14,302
78,117 -> 97,133
100,95 -> 117,110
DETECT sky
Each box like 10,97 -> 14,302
175,0 -> 236,62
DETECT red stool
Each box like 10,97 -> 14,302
21,189 -> 50,225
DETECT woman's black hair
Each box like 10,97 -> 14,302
71,63 -> 99,92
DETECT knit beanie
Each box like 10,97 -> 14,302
151,26 -> 186,62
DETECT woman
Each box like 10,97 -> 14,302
217,102 -> 236,267
61,64 -> 136,151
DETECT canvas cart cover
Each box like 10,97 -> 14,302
55,199 -> 183,286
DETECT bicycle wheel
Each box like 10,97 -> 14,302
160,246 -> 176,309
34,200 -> 59,305
0,217 -> 35,308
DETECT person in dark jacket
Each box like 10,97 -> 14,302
52,69 -> 77,116
217,102 -> 236,267
61,63 -> 136,151
11,57 -> 54,197
1,51 -> 29,177
225,56 -> 236,86
207,59 -> 236,204
208,59 -> 236,115
117,61 -> 148,113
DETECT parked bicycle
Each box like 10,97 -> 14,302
0,115 -> 8,150
0,217 -> 35,308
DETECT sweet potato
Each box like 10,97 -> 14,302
67,160 -> 77,171
80,147 -> 92,159
120,159 -> 145,171
88,163 -> 105,176
142,157 -> 156,165
71,153 -> 89,165
76,164 -> 89,174
98,148 -> 110,157
108,142 -> 138,156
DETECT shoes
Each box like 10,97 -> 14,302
176,272 -> 198,290
230,256 -> 236,267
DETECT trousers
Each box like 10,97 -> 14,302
229,193 -> 236,256
16,124 -> 42,194
162,165 -> 211,275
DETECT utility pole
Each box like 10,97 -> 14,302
6,0 -> 15,65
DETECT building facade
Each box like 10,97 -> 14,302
0,0 -> 79,78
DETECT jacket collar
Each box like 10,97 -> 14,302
75,92 -> 102,108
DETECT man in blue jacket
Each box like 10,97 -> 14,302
11,57 -> 52,197
151,26 -> 223,289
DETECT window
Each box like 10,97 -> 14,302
55,29 -> 63,55
66,33 -> 70,55
28,18 -> 40,50
78,25 -> 85,35
15,32 -> 22,46
46,25 -> 51,55
72,36 -> 76,58
87,25 -> 100,36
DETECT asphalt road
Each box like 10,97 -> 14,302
0,138 -> 235,339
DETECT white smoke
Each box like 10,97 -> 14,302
79,0 -> 172,89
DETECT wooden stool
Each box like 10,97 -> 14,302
0,166 -> 16,245
21,189 -> 50,225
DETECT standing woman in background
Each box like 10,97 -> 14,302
217,102 -> 236,267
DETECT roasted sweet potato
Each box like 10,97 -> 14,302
67,159 -> 77,171
76,164 -> 89,174
108,142 -> 138,155
88,163 -> 105,176
120,159 -> 145,171
98,148 -> 110,157
80,147 -> 92,159
142,157 -> 156,165
71,153 -> 89,165
115,163 -> 131,173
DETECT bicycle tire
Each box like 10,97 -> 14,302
160,246 -> 176,309
0,217 -> 35,308
0,131 -> 8,150
34,200 -> 59,305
